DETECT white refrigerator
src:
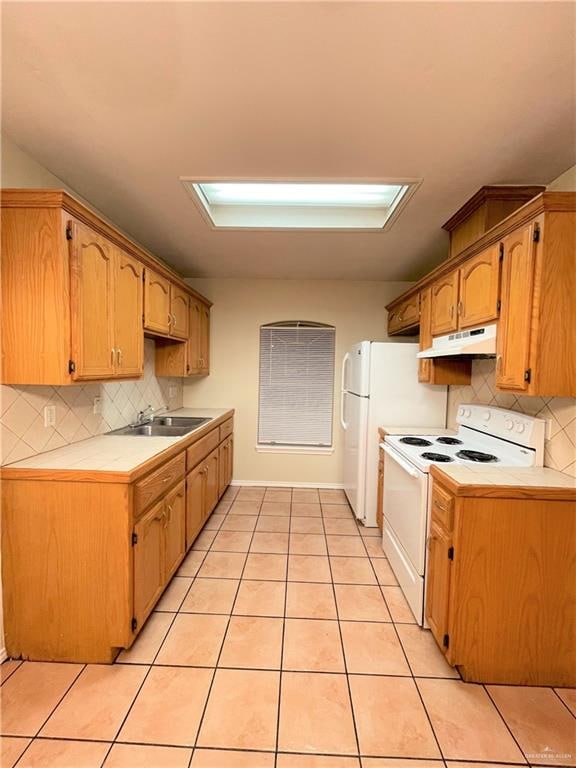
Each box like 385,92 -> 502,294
341,341 -> 447,526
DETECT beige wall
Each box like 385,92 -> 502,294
183,278 -> 412,485
547,163 -> 576,191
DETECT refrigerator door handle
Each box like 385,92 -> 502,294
341,352 -> 350,394
340,391 -> 348,430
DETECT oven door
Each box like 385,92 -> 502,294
381,443 -> 428,575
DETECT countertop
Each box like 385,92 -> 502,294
431,464 -> 576,499
1,408 -> 233,477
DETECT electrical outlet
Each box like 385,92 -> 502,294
43,405 -> 56,427
169,386 -> 177,399
544,418 -> 553,440
93,396 -> 102,415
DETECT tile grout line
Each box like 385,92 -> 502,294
11,662 -> 87,768
361,526 -> 447,762
189,485 -> 264,763
322,502 -> 363,762
550,687 -> 576,722
483,684 -> 533,765
273,486 -> 292,768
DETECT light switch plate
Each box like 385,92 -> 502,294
169,386 -> 177,399
43,404 -> 56,427
93,396 -> 102,415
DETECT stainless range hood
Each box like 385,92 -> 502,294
417,323 -> 497,358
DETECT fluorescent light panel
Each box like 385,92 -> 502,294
182,180 -> 419,229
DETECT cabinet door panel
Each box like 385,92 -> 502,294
425,520 -> 452,654
69,222 -> 115,380
187,299 -> 202,375
133,500 -> 165,628
218,437 -> 233,497
418,287 -> 432,383
144,269 -> 170,335
164,481 -> 186,580
458,246 -> 500,329
114,250 -> 144,377
496,224 -> 536,391
204,448 -> 219,519
170,286 -> 189,340
186,464 -> 205,549
431,271 -> 459,335
200,305 -> 210,373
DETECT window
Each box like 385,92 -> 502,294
181,179 -> 421,229
258,322 -> 335,449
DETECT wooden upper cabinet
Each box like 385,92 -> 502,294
114,250 -> 144,377
388,294 -> 420,335
496,223 -> 536,392
418,287 -> 432,383
70,222 -> 115,380
458,245 -> 500,329
430,271 -> 459,335
199,303 -> 210,373
170,286 -> 189,340
144,269 -> 171,335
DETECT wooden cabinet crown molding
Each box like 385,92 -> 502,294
441,185 -> 546,233
1,188 -> 211,308
385,192 -> 576,314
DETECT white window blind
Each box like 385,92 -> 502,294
258,323 -> 335,447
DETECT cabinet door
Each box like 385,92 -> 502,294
144,269 -> 171,335
218,436 -> 233,497
431,271 -> 459,335
376,447 -> 384,530
496,223 -> 536,391
69,221 -> 115,380
204,448 -> 220,519
418,287 -> 432,383
164,481 -> 186,580
458,246 -> 500,329
186,463 -> 205,549
133,500 -> 165,628
425,520 -> 453,654
187,299 -> 202,375
170,285 -> 189,340
199,304 -> 210,373
114,250 -> 144,377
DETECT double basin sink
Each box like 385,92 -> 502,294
110,416 -> 211,438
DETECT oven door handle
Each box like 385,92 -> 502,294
381,443 -> 421,479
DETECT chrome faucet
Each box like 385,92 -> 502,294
136,405 -> 155,425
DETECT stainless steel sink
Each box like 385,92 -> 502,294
153,416 -> 211,428
109,416 -> 211,437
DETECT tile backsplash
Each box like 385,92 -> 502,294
448,359 -> 576,476
0,339 -> 183,466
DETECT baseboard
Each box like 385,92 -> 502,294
230,480 -> 344,489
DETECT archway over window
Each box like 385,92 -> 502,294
258,321 -> 336,448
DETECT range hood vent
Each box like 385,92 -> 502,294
418,323 -> 497,358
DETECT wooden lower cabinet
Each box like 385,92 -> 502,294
425,474 -> 576,686
376,446 -> 384,530
219,435 -> 234,496
133,499 -> 166,630
1,414 -> 234,663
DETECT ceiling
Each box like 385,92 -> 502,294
2,1 -> 575,280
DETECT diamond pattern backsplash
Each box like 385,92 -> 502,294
0,339 -> 183,466
448,359 -> 576,476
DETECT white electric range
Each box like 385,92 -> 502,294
381,404 -> 546,625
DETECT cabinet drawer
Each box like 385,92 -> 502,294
219,418 -> 234,442
431,484 -> 454,532
187,427 -> 219,470
134,452 -> 186,516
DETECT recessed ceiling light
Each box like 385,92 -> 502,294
180,179 -> 421,230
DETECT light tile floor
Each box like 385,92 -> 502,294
1,485 -> 575,768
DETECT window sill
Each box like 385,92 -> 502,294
255,445 -> 334,455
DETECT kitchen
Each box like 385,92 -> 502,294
0,2 -> 575,767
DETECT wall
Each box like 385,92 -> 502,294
445,163 -> 576,477
0,135 -> 184,466
183,278 -> 413,485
